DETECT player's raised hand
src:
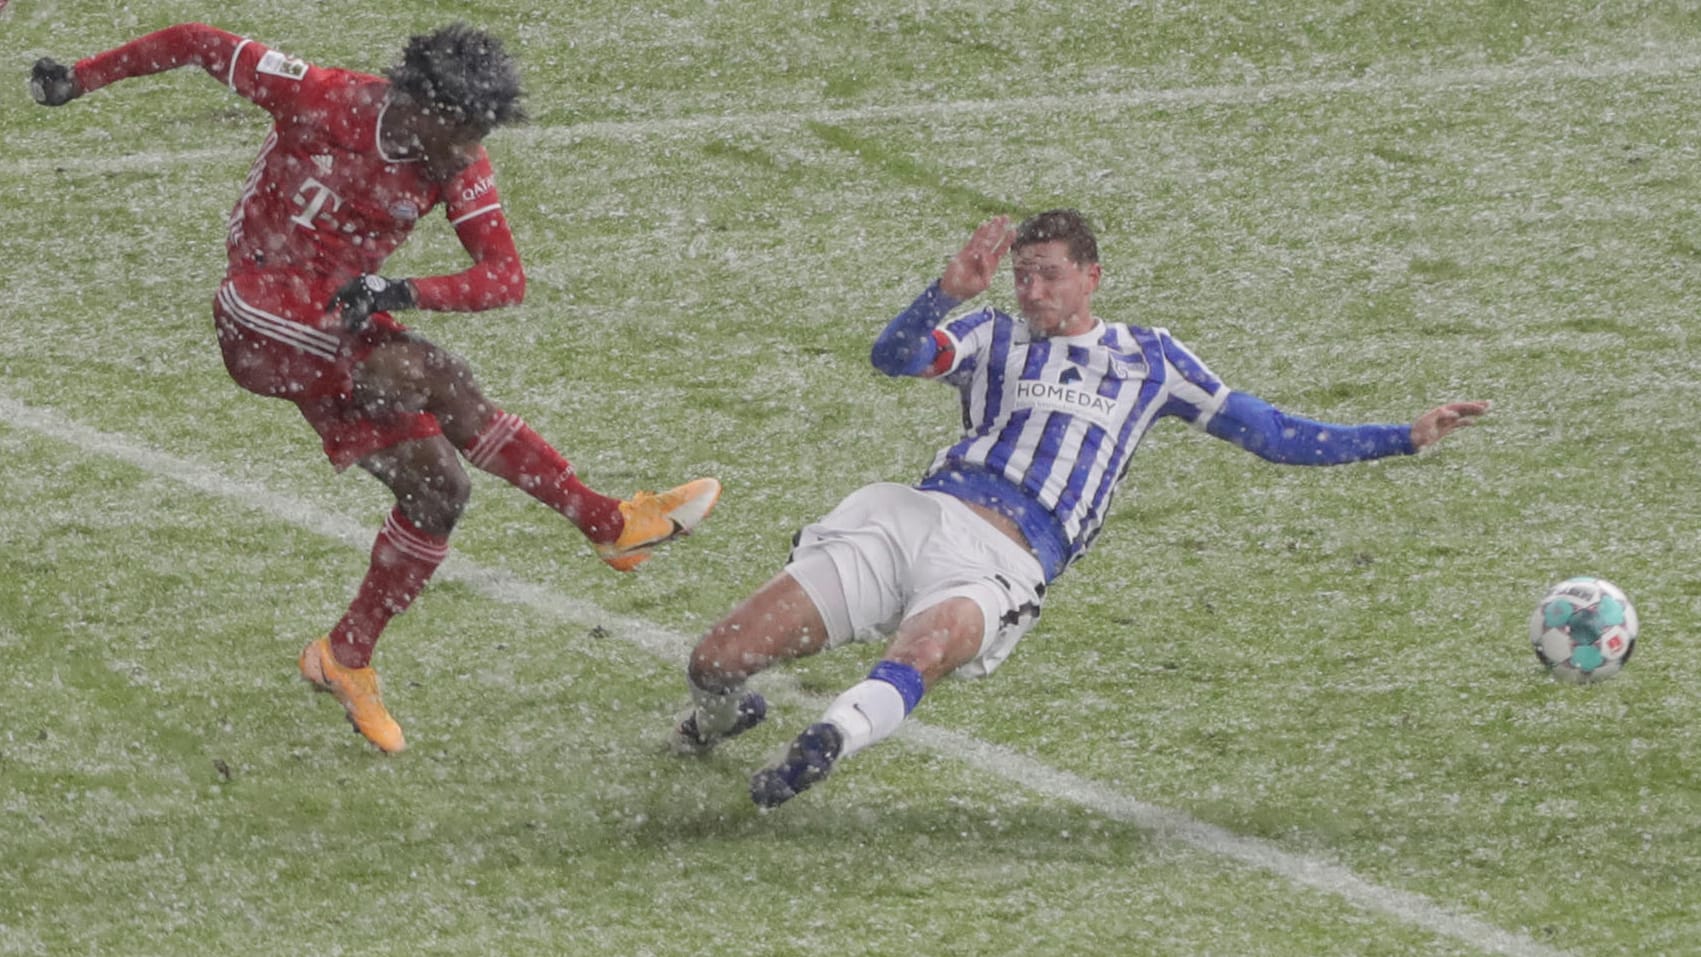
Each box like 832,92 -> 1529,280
30,58 -> 82,106
327,275 -> 416,332
940,215 -> 1015,301
1410,400 -> 1491,449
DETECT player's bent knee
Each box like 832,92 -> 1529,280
433,465 -> 473,516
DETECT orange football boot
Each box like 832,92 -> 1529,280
298,636 -> 405,753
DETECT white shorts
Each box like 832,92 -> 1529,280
785,483 -> 1048,679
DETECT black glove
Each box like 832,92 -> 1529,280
30,58 -> 81,106
327,275 -> 416,331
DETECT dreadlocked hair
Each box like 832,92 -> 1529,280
1015,209 -> 1099,266
386,23 -> 527,134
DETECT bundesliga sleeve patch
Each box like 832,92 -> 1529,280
256,49 -> 309,81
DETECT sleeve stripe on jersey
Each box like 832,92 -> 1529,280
449,202 -> 503,226
226,38 -> 252,90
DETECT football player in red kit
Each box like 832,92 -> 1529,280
30,23 -> 721,754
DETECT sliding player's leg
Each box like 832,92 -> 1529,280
747,488 -> 1046,806
749,595 -> 984,808
675,570 -> 836,754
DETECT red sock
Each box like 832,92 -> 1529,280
461,410 -> 624,544
329,509 -> 450,668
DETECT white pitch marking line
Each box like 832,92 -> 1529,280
0,395 -> 1568,957
8,47 -> 1701,175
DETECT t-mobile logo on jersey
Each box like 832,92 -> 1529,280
289,176 -> 343,230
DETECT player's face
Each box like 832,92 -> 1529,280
1012,241 -> 1100,338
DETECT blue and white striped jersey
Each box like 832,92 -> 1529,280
872,283 -> 1415,581
917,304 -> 1227,579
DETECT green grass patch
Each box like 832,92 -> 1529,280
4,3 -> 1700,955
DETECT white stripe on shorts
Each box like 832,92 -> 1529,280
217,282 -> 341,361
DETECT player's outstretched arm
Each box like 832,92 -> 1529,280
1410,400 -> 1491,450
29,58 -> 83,106
29,25 -> 254,109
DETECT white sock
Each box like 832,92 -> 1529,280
821,679 -> 908,759
688,676 -> 747,737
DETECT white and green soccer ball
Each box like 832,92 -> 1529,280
1529,577 -> 1638,683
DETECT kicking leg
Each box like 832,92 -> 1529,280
356,336 -> 718,570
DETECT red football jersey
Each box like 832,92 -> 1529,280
75,24 -> 523,312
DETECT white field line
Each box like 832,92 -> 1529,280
7,49 -> 1701,176
533,51 -> 1701,144
1,393 -> 1568,957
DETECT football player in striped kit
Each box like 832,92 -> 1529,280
675,209 -> 1488,807
30,24 -> 720,753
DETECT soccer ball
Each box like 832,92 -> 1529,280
1528,577 -> 1638,683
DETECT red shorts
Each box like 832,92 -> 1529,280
212,269 -> 441,470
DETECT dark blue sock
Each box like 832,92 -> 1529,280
867,660 -> 925,715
